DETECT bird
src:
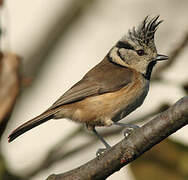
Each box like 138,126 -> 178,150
8,16 -> 168,153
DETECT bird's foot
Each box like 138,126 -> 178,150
93,128 -> 111,156
96,147 -> 110,156
123,128 -> 135,138
113,122 -> 139,138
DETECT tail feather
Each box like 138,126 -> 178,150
8,110 -> 56,142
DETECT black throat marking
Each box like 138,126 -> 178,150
144,61 -> 157,80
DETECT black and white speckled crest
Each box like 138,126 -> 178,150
128,16 -> 163,46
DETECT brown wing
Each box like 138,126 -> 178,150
49,56 -> 133,109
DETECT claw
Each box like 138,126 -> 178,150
124,127 -> 137,138
96,148 -> 108,156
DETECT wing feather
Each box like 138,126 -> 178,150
49,57 -> 133,110
51,81 -> 99,107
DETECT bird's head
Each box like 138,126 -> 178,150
108,15 -> 168,79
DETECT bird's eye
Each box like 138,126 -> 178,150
136,49 -> 145,56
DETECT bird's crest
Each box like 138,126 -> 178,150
128,15 -> 163,46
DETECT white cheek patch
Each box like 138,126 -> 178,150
109,47 -> 150,75
109,47 -> 129,67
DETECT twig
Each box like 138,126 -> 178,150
46,96 -> 188,180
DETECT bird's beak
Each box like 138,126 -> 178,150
156,54 -> 168,61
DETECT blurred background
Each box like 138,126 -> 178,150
0,0 -> 188,179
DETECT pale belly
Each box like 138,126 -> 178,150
55,77 -> 150,127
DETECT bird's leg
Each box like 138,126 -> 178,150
113,122 -> 139,137
93,128 -> 111,156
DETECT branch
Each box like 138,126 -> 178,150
27,102 -> 170,178
46,96 -> 188,180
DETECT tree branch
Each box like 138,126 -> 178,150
46,96 -> 188,180
27,102 -> 170,178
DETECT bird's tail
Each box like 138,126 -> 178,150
8,109 -> 58,142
